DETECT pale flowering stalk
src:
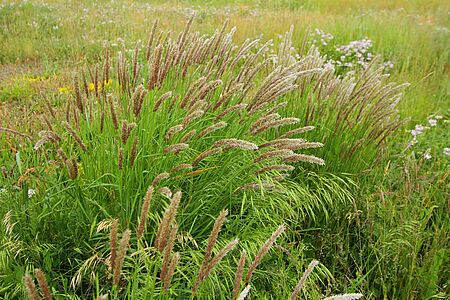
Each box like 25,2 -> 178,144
213,138 -> 258,151
192,210 -> 228,295
129,138 -> 139,167
163,252 -> 180,291
152,172 -> 170,186
280,126 -> 315,138
113,229 -> 131,285
170,163 -> 193,173
154,191 -> 181,251
62,121 -> 87,152
109,219 -> 118,273
180,129 -> 197,143
153,91 -> 173,112
34,268 -> 51,300
157,187 -> 172,198
323,294 -> 363,300
254,149 -> 294,163
259,138 -> 305,149
165,124 -> 184,141
249,113 -> 281,133
160,223 -> 178,281
252,117 -> 300,135
23,274 -> 40,300
136,186 -> 154,239
215,103 -> 247,121
163,143 -> 189,155
237,285 -> 251,300
256,164 -> 295,174
232,250 -> 247,300
180,76 -> 207,108
118,148 -> 124,170
290,260 -> 319,299
182,110 -> 204,126
244,224 -> 285,285
283,154 -> 325,165
107,94 -> 119,130
192,148 -> 223,166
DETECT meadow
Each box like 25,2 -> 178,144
0,0 -> 449,299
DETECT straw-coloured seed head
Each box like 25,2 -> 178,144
280,126 -> 315,138
283,154 -> 325,165
171,163 -> 193,173
197,122 -> 227,139
165,124 -> 184,141
323,294 -> 363,300
180,129 -> 197,143
254,149 -> 294,163
163,143 -> 189,155
152,172 -> 170,186
213,139 -> 258,151
290,260 -> 319,300
24,274 -> 40,300
113,229 -> 131,285
256,164 -> 295,174
192,147 -> 223,166
157,187 -> 173,198
155,191 -> 182,251
244,224 -> 285,285
34,268 -> 51,300
182,110 -> 204,126
136,186 -> 154,239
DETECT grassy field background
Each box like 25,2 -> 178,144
0,0 -> 449,299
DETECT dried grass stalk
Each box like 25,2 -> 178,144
323,293 -> 363,300
192,147 -> 223,166
163,143 -> 189,155
197,122 -> 227,139
34,269 -> 51,300
152,172 -> 170,186
129,137 -> 139,167
23,274 -> 40,300
153,91 -> 173,112
113,229 -> 131,285
155,191 -> 182,251
136,186 -> 154,239
232,250 -> 247,300
62,121 -> 87,152
109,219 -> 118,273
171,163 -> 193,173
213,139 -> 258,151
163,252 -> 180,292
244,224 -> 285,285
165,125 -> 184,141
180,129 -> 197,143
160,223 -> 178,282
290,260 -> 319,300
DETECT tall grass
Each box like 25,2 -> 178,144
1,1 -> 448,299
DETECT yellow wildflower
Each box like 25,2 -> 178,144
58,87 -> 70,94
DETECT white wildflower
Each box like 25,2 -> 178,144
28,189 -> 36,198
